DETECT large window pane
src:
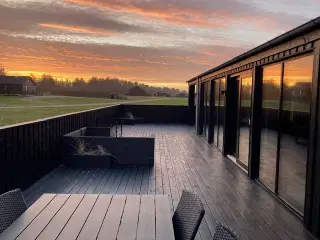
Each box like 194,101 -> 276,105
218,78 -> 226,150
278,55 -> 313,214
204,82 -> 210,137
259,64 -> 282,192
238,76 -> 252,168
214,80 -> 220,147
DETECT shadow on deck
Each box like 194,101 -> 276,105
23,124 -> 315,240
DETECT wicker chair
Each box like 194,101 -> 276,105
0,189 -> 27,234
212,223 -> 239,240
172,190 -> 205,240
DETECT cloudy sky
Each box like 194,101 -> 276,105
0,0 -> 319,90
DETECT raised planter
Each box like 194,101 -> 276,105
64,155 -> 113,168
64,127 -> 112,137
62,131 -> 155,167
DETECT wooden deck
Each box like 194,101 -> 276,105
23,124 -> 315,240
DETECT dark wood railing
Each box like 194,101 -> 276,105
0,105 -> 119,194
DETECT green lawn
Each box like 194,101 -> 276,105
0,106 -> 107,126
0,95 -> 156,107
0,96 -> 188,126
129,98 -> 188,106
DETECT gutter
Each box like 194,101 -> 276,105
187,16 -> 320,83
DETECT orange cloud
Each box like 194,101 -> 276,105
39,23 -> 117,36
63,0 -> 308,30
64,0 -> 226,27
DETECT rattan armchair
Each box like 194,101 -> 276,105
172,190 -> 205,240
0,189 -> 27,234
212,223 -> 239,240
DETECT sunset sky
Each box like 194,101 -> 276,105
0,0 -> 319,90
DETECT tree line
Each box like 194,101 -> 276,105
0,65 -> 185,97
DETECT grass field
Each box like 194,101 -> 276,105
0,95 -> 188,126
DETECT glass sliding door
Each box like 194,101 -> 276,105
238,76 -> 252,168
259,64 -> 282,192
213,80 -> 220,147
203,82 -> 210,137
278,55 -> 313,214
218,78 -> 226,150
258,55 -> 314,215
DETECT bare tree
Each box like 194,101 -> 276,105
0,64 -> 7,76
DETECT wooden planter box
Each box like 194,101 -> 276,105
62,135 -> 155,166
63,154 -> 113,168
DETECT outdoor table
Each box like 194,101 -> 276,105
0,194 -> 175,240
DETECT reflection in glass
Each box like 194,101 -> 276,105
214,80 -> 220,147
194,84 -> 197,125
218,78 -> 226,150
278,55 -> 313,214
238,77 -> 252,168
259,64 -> 282,192
203,82 -> 210,137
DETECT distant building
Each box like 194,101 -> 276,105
126,86 -> 147,96
0,76 -> 36,95
153,91 -> 171,97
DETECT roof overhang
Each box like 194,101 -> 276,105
187,16 -> 320,84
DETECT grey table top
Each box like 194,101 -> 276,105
0,194 -> 175,240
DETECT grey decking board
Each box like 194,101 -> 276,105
97,195 -> 126,240
108,169 -> 126,194
16,194 -> 70,240
85,169 -> 106,194
36,194 -> 84,240
124,167 -> 138,194
77,169 -> 99,193
159,142 -> 173,212
116,168 -> 132,194
155,195 -> 175,240
155,147 -> 164,195
162,138 -> 180,211
132,167 -> 144,194
56,194 -> 98,240
117,195 -> 141,240
71,169 -> 96,194
20,124 -> 314,240
175,140 -> 214,239
60,169 -> 87,194
0,194 -> 56,240
184,143 -> 249,239
77,195 -> 112,240
92,169 -> 112,194
137,195 -> 155,240
101,169 -> 118,194
195,137 -> 297,240
199,147 -> 298,240
147,165 -> 156,194
140,167 -> 150,194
